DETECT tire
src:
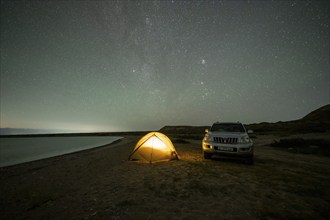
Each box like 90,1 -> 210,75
203,151 -> 212,159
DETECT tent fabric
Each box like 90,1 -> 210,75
128,132 -> 179,163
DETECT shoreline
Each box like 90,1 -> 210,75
0,135 -> 140,175
0,136 -> 127,168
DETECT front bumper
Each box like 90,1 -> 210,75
202,141 -> 253,157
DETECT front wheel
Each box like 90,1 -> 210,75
203,151 -> 212,159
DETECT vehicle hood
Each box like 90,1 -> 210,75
207,132 -> 247,137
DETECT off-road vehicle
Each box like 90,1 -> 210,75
202,122 -> 254,164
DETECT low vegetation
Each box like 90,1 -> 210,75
172,138 -> 191,144
270,138 -> 330,156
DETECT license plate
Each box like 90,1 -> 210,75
218,147 -> 233,152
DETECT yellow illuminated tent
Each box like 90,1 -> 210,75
128,132 -> 179,163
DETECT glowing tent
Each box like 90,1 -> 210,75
128,132 -> 179,163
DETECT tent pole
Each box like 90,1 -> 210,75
150,134 -> 155,164
128,133 -> 154,160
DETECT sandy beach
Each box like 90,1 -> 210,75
1,134 -> 330,219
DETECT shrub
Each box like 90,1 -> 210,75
270,138 -> 330,156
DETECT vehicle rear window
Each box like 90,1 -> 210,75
211,124 -> 245,132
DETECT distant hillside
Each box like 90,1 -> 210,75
159,126 -> 210,139
160,125 -> 209,134
301,104 -> 330,122
246,104 -> 330,133
160,104 -> 330,135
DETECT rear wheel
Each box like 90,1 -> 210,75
203,151 -> 212,159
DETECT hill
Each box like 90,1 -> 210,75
247,104 -> 330,133
159,126 -> 209,139
160,125 -> 209,134
160,104 -> 330,135
302,104 -> 330,122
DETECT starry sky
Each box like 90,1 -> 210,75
0,0 -> 329,133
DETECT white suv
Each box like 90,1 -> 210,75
202,122 -> 254,164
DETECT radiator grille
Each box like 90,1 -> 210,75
213,137 -> 238,144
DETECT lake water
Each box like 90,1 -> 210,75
0,136 -> 122,167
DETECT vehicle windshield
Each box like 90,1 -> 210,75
210,123 -> 245,133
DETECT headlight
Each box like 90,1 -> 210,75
239,135 -> 250,143
204,134 -> 212,142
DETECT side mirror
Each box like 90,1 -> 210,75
205,129 -> 209,133
248,130 -> 253,134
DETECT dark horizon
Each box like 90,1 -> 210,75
2,103 -> 329,135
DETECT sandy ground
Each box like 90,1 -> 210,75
1,134 -> 330,220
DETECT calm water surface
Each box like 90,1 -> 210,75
0,136 -> 122,167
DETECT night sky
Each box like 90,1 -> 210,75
1,0 -> 329,132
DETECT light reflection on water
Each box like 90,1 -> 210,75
0,136 -> 122,167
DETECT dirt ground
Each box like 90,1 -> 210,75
1,133 -> 330,220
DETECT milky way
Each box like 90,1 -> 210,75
0,0 -> 329,132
